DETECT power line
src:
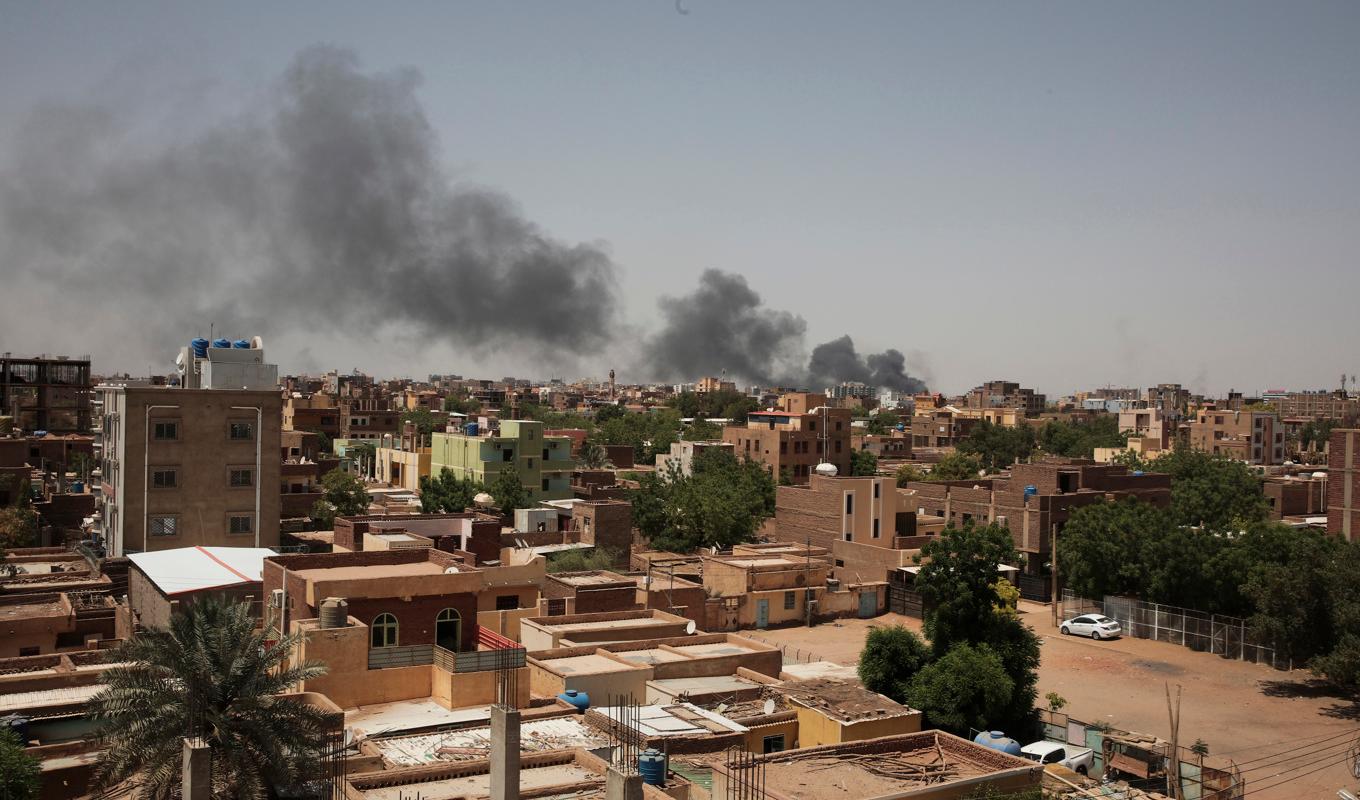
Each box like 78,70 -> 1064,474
1210,727 -> 1353,758
1234,736 -> 1356,775
1239,746 -> 1356,797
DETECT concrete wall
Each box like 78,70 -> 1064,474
431,664 -> 530,710
293,618 -> 432,709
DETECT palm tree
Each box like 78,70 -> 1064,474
90,597 -> 332,799
578,440 -> 614,469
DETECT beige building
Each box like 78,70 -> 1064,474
98,384 -> 282,555
1188,408 -> 1283,465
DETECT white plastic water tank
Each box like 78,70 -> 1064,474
814,461 -> 839,477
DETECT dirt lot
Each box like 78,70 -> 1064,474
747,603 -> 1359,800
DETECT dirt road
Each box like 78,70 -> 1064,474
747,604 -> 1359,799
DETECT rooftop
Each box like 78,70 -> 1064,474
357,762 -> 600,800
593,702 -> 748,739
128,546 -> 273,595
292,561 -> 452,583
776,678 -> 917,723
345,698 -> 490,738
543,653 -> 640,676
371,716 -> 609,766
548,570 -> 632,587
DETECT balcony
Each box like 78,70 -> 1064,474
368,627 -> 525,673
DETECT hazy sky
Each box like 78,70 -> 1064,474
2,1 -> 1357,396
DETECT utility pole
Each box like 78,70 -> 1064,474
1165,683 -> 1183,800
1051,525 -> 1060,627
805,536 -> 814,628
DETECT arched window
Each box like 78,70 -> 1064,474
436,608 -> 462,652
371,613 -> 399,648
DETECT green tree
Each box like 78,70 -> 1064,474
958,421 -> 1035,471
895,463 -> 926,487
929,451 -> 984,481
0,728 -> 40,800
310,468 -> 370,528
400,408 -> 439,442
686,417 -> 723,441
443,394 -> 482,414
1245,528 -> 1341,664
90,597 -> 332,799
1058,499 -> 1169,600
419,468 -> 484,513
865,409 -> 902,436
632,448 -> 775,552
1038,416 -> 1127,458
578,440 -> 614,469
906,643 -> 1014,735
850,449 -> 879,477
857,625 -> 931,703
488,468 -> 530,511
1153,448 -> 1267,531
598,408 -> 683,464
594,404 -> 626,424
913,522 -> 1017,650
0,506 -> 40,555
546,547 -> 622,573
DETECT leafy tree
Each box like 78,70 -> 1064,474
598,408 -> 683,464
850,449 -> 878,477
1045,692 -> 1067,712
913,522 -> 1018,651
1153,448 -> 1267,531
400,408 -> 439,442
977,615 -> 1042,733
958,421 -> 1035,471
1300,419 -> 1336,452
1038,416 -> 1127,458
1245,529 -> 1341,664
0,728 -> 40,800
632,448 -> 775,552
0,506 -> 40,555
578,440 -> 614,469
419,468 -> 484,513
488,468 -> 530,511
929,451 -> 984,481
778,467 -> 794,486
594,404 -> 626,424
301,429 -> 332,454
547,547 -> 622,573
858,625 -> 931,703
1058,499 -> 1169,601
443,394 -> 482,414
310,468 -> 370,528
895,463 -> 926,487
686,417 -> 724,441
91,597 -> 331,799
906,642 -> 1014,735
992,578 -> 1020,618
667,389 -> 756,423
865,409 -> 902,436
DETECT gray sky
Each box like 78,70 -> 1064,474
2,1 -> 1357,396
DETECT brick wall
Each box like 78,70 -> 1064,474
1329,429 -> 1360,540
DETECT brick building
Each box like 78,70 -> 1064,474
910,409 -> 980,449
722,399 -> 852,483
541,571 -> 640,616
1187,407 -> 1283,465
1329,429 -> 1360,541
0,354 -> 93,434
964,380 -> 1046,416
1269,390 -> 1360,421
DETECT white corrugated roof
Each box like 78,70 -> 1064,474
128,546 -> 273,595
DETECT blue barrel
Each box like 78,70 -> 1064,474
70,480 -> 84,493
232,339 -> 251,349
211,337 -> 231,349
638,749 -> 666,786
190,338 -> 210,358
463,422 -> 479,436
973,730 -> 1022,756
557,689 -> 589,711
1024,485 -> 1037,498
896,422 -> 905,431
1133,470 -> 1144,476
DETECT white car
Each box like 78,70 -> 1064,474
1021,741 -> 1095,775
1060,614 -> 1121,640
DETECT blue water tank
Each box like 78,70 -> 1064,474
232,339 -> 251,349
973,730 -> 1022,756
638,749 -> 666,786
211,337 -> 231,349
190,338 -> 210,358
1024,485 -> 1038,498
32,430 -> 47,438
896,423 -> 905,431
70,480 -> 84,494
463,422 -> 479,437
1133,470 -> 1144,476
557,689 -> 589,711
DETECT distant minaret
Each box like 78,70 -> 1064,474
609,369 -> 616,399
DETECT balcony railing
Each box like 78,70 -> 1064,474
433,644 -> 526,673
367,644 -> 434,670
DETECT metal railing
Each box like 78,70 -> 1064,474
367,644 -> 433,670
433,644 -> 526,673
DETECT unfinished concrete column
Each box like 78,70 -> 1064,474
181,737 -> 211,800
489,704 -> 520,800
606,765 -> 643,800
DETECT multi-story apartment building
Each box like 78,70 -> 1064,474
1268,390 -> 1360,421
1146,383 -> 1192,416
964,381 -> 1046,416
340,406 -> 401,441
1329,429 -> 1360,541
98,341 -> 281,556
695,376 -> 736,394
430,419 -> 574,502
829,382 -> 876,400
283,395 -> 340,439
0,354 -> 93,433
1188,407 -> 1283,465
1118,406 -> 1174,451
721,401 -> 852,484
910,409 -> 980,449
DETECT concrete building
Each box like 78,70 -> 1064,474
1269,390 -> 1359,421
0,354 -> 92,434
1263,471 -> 1328,522
1188,407 -> 1283,465
910,409 -> 980,450
722,402 -> 852,484
0,592 -> 116,658
654,439 -> 735,478
1329,429 -> 1360,541
1119,406 -> 1174,452
431,419 -> 574,503
695,375 -> 736,394
540,571 -> 640,616
964,380 -> 1046,416
97,376 -> 282,556
126,545 -> 272,630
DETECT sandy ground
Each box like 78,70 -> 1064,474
746,602 -> 1359,800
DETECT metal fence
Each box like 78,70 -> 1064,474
367,644 -> 434,670
432,644 -> 527,673
1062,590 -> 1290,670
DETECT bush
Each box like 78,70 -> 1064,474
858,626 -> 931,703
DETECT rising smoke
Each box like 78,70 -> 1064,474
642,270 -> 928,392
0,46 -> 618,364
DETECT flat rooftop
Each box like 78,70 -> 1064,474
613,648 -> 687,666
0,684 -> 103,714
544,653 -> 640,676
538,616 -> 680,633
668,641 -> 759,658
0,597 -> 67,622
550,571 -> 631,587
778,678 -> 916,723
373,717 -> 609,766
293,561 -> 451,583
358,763 -> 600,800
345,698 -> 489,738
594,703 -> 746,738
719,557 -> 801,568
648,674 -> 766,697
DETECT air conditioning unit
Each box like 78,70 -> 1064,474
270,589 -> 284,608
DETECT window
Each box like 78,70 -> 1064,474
845,494 -> 854,514
844,531 -> 852,542
229,421 -> 254,440
18,646 -> 39,657
229,468 -> 254,488
873,482 -> 880,499
527,458 -> 534,469
542,478 -> 550,492
371,613 -> 399,648
543,448 -> 550,461
495,595 -> 519,611
153,421 -> 178,441
151,469 -> 177,489
502,449 -> 514,462
835,440 -> 842,453
435,608 -> 461,651
834,559 -> 845,568
784,591 -> 796,610
873,519 -> 881,539
763,734 -> 786,754
229,515 -> 253,535
149,516 -> 178,537
780,441 -> 787,455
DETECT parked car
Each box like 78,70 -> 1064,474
1021,741 -> 1095,775
1060,614 -> 1121,640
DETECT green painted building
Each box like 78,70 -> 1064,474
430,419 -> 575,503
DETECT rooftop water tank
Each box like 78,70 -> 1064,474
232,339 -> 251,349
1133,470 -> 1144,476
463,422 -> 479,436
896,423 -> 905,431
1313,471 -> 1328,479
190,338 -> 210,358
557,689 -> 589,711
211,337 -> 231,349
638,749 -> 666,786
1023,485 -> 1038,498
814,461 -> 839,477
973,730 -> 1022,756
319,597 -> 350,629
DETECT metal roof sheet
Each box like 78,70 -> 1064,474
128,546 -> 274,595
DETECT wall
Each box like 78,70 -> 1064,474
293,618 -> 431,709
431,664 -> 531,709
527,657 -> 651,702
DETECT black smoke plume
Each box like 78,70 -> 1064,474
0,46 -> 618,363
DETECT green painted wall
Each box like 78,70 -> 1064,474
431,419 -> 574,503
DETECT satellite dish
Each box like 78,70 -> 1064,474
685,621 -> 697,635
444,566 -> 460,574
762,699 -> 776,715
